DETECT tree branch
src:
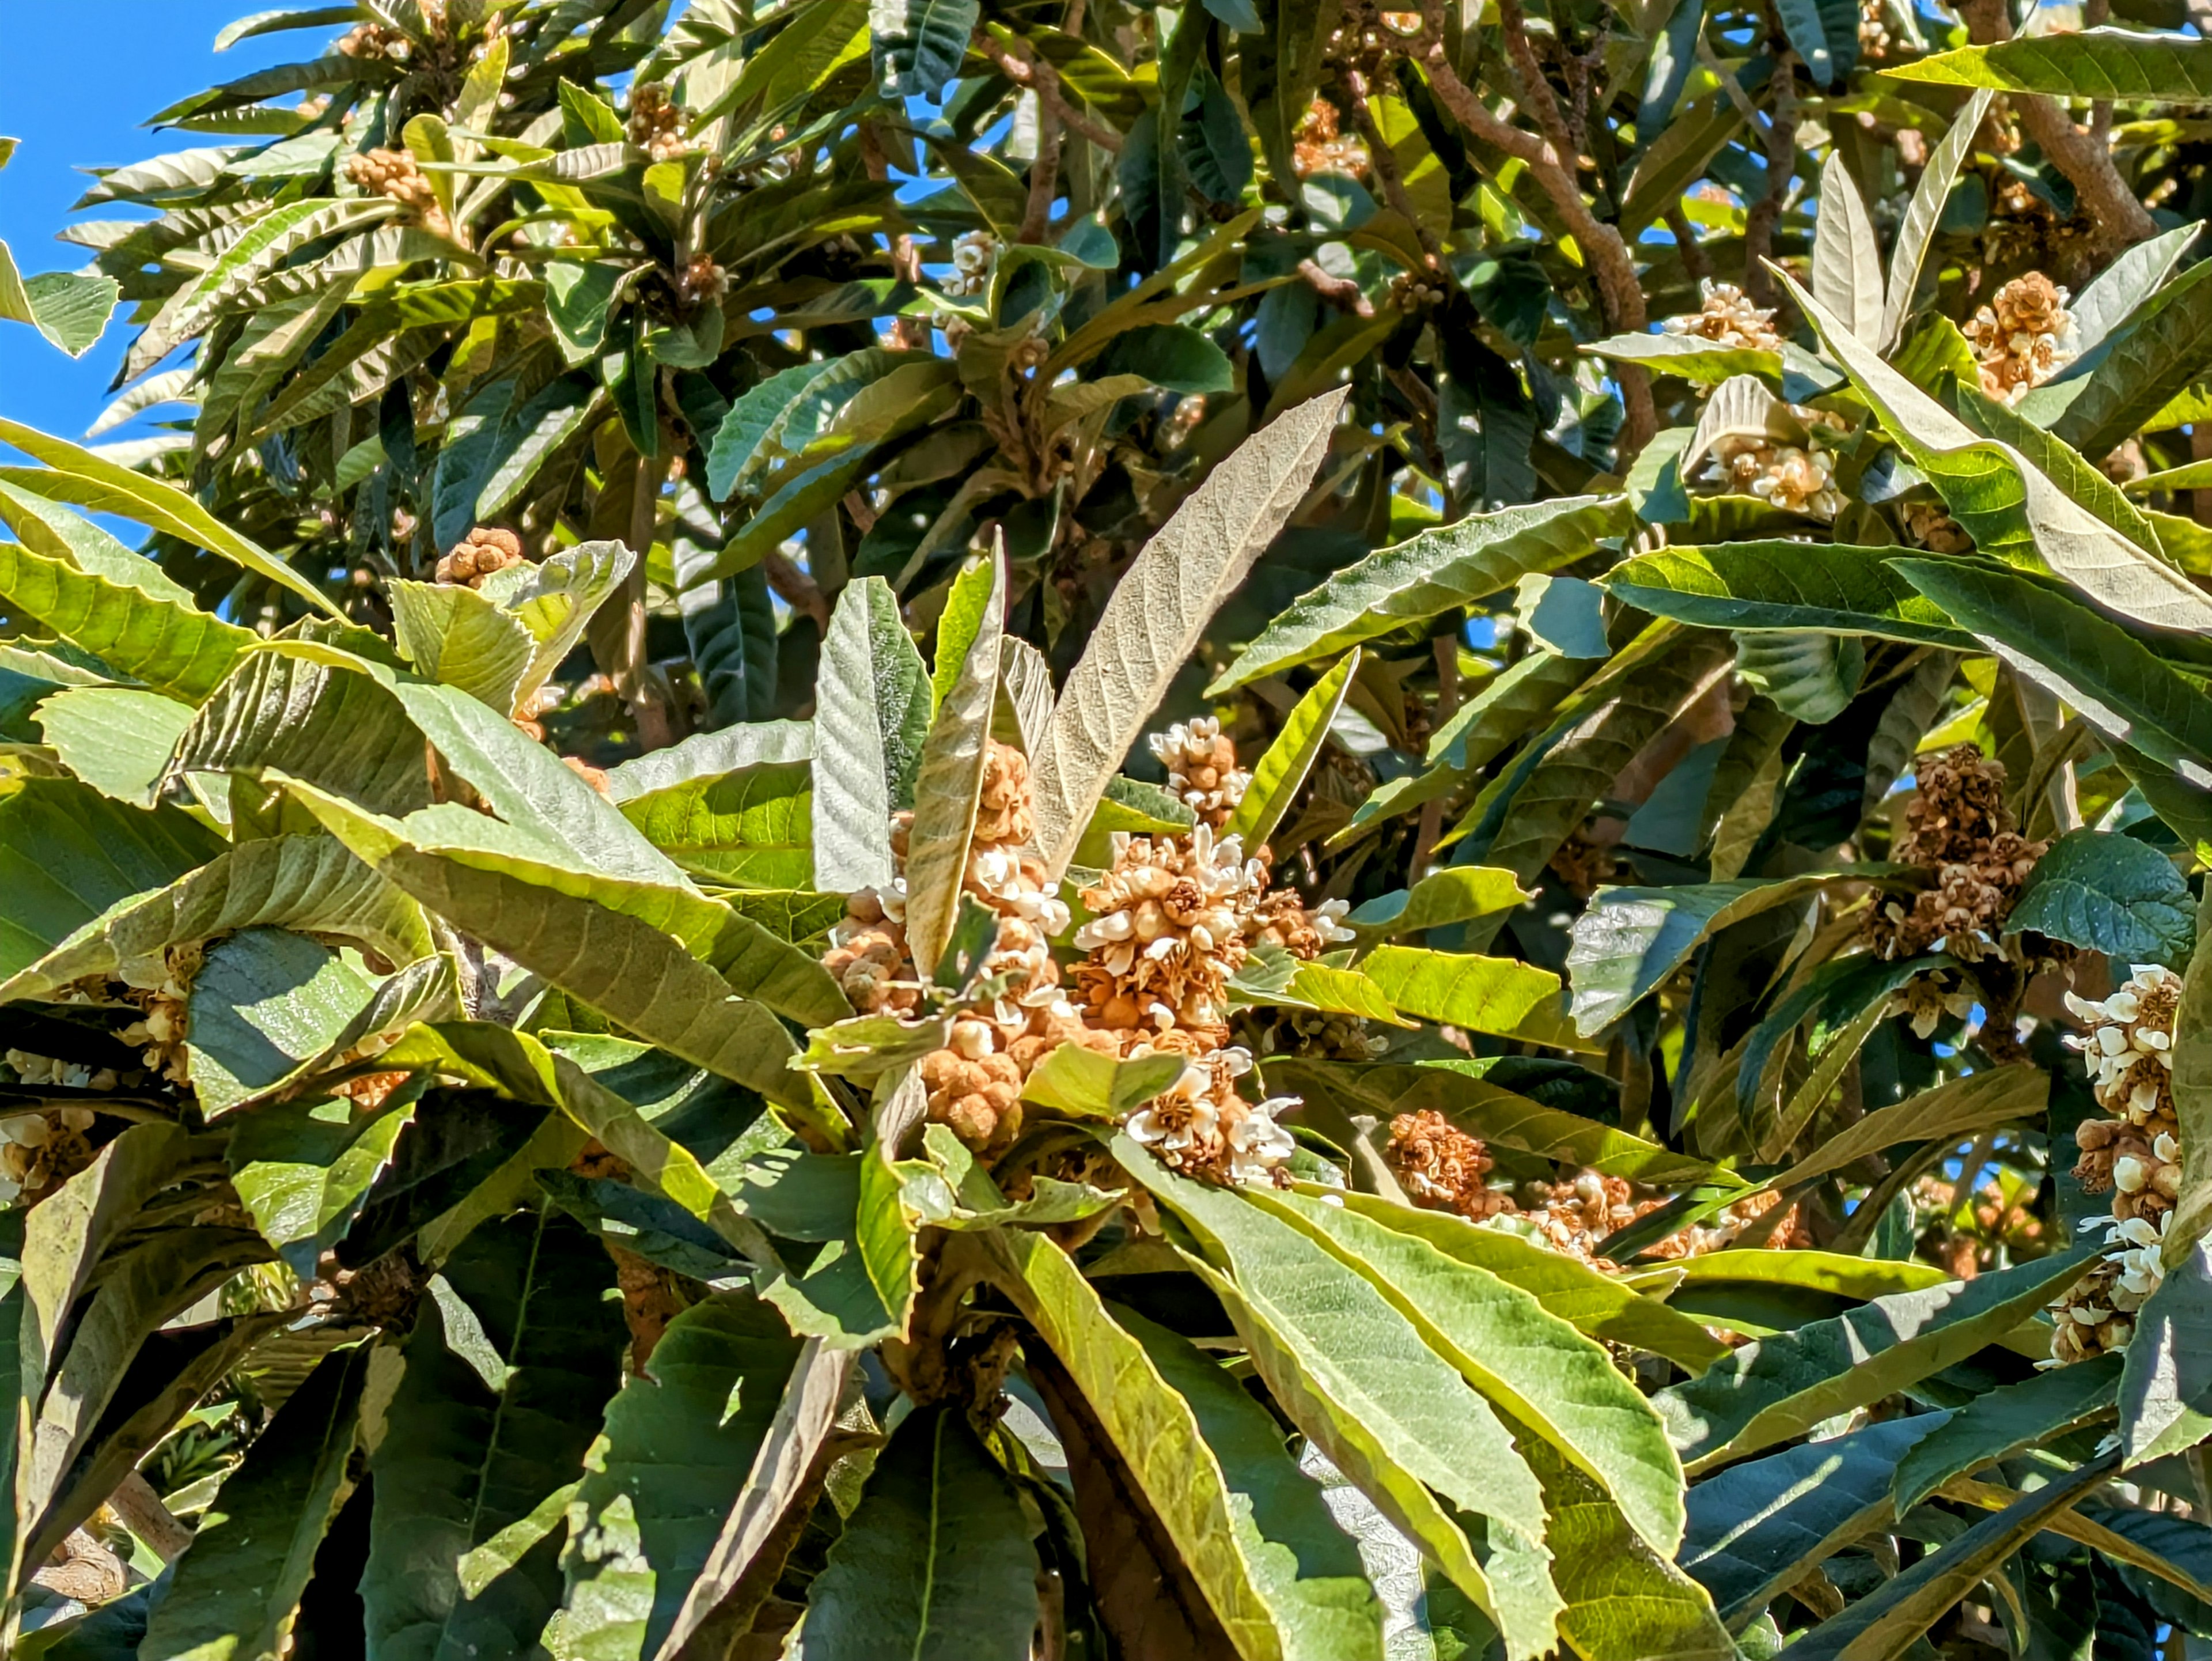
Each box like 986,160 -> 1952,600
1957,0 -> 2155,255
976,35 -> 1123,155
1414,0 -> 1654,454
1744,49 -> 1800,315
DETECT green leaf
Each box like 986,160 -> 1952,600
813,576 -> 931,891
2006,827 -> 2194,964
617,761 -> 815,890
0,480 -> 196,604
549,1292 -> 805,1661
1651,1244 -> 2100,1473
2049,259 -> 2212,459
1766,1063 -> 2050,1191
137,1345 -> 370,1661
0,241 -> 118,358
1034,389 -> 1349,879
1119,1144 -> 1563,1660
1602,543 -> 1975,649
1098,321 -> 1236,394
881,0 -> 982,98
1565,873 -> 1855,1036
976,1227 -> 1385,1661
364,1206 -> 626,1661
282,788 -> 828,1108
601,720 -> 812,805
1224,649 -> 1360,852
171,645 -> 430,818
905,547 -> 1003,973
1884,29 -> 2212,101
184,927 -> 384,1114
35,686 -> 192,805
1344,867 -> 1531,937
226,1094 -> 419,1277
1017,1043 -> 1188,1118
1214,495 -> 1634,693
1256,1188 -> 1685,1554
1357,945 -> 1580,1047
1889,557 -> 2212,779
1786,271 -> 2212,635
1581,332 -> 1784,387
0,534 -> 256,701
2166,890 -> 2212,1255
387,578 -> 538,717
1680,1415 -> 1942,1628
0,831 -> 428,1005
0,413 -> 340,619
1892,1352 -> 2122,1515
0,778 -> 220,978
2120,1236 -> 2212,1468
801,1402 -> 1038,1661
1780,1456 -> 2115,1661
1880,90 -> 1993,350
1811,153 -> 1883,342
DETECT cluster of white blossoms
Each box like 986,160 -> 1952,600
1662,280 -> 1786,354
1707,433 -> 1846,520
1149,718 -> 1252,831
1963,273 -> 2081,406
945,230 -> 1000,298
2049,964 -> 2184,1365
1123,1045 -> 1299,1189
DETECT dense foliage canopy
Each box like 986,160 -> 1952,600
7,0 -> 2212,1656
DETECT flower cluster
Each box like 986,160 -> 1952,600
1387,1110 -> 1512,1220
344,149 -> 449,239
1662,280 -> 1785,353
1863,744 -> 2048,963
1902,499 -> 1972,554
1706,433 -> 1844,519
1963,273 -> 2080,404
337,21 -> 410,61
945,230 -> 999,298
1292,98 -> 1369,180
435,526 -> 527,588
1126,1046 -> 1297,1188
1149,718 -> 1251,831
2049,965 -> 2183,1364
676,256 -> 729,307
1072,824 -> 1266,1049
0,1107 -> 97,1206
627,83 -> 690,162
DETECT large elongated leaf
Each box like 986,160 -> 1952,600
2049,258 -> 2212,458
904,548 -> 1003,972
2119,1236 -> 2212,1468
1119,1143 -> 1563,1659
1255,1188 -> 1685,1554
1891,1352 -> 2123,1515
1033,389 -> 1347,879
2006,827 -> 2195,964
801,1402 -> 1037,1661
1880,90 -> 1994,350
1885,30 -> 2212,101
1767,1063 -> 2048,1191
1680,1416 -> 1942,1628
1651,1244 -> 2099,1473
1787,272 -> 2212,635
227,1094 -> 419,1277
1781,1457 -> 2115,1661
618,762 -> 815,891
387,579 -> 538,718
1601,543 -> 1975,649
1214,495 -> 1633,694
36,686 -> 193,806
812,576 -> 931,892
549,1292 -> 805,1661
1224,649 -> 1359,851
0,778 -> 222,978
0,533 -> 254,702
363,1206 -> 626,1661
1357,945 -> 1578,1047
137,1346 -> 369,1661
0,415 -> 340,617
1812,153 -> 1883,342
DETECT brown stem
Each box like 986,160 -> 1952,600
1020,116 -> 1065,244
762,547 -> 831,633
1744,50 -> 1799,315
1416,0 -> 1653,452
623,449 -> 673,752
1665,203 -> 1711,285
1410,634 -> 1460,877
1297,257 -> 1376,316
976,34 -> 1123,153
1497,0 -> 1584,179
1959,0 -> 2156,255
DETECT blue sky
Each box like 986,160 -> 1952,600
0,1 -> 300,440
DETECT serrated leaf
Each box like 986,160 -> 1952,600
1893,1353 -> 2122,1515
0,833 -> 430,1005
813,576 -> 930,891
1603,543 -> 1975,648
35,686 -> 192,805
801,1402 -> 1037,1661
1224,649 -> 1359,852
364,1206 -> 626,1661
1880,90 -> 1994,350
1812,153 -> 1884,341
1215,494 -> 1631,694
1652,1244 -> 2100,1473
618,760 -> 815,890
1357,945 -> 1580,1047
600,719 -> 812,805
905,547 -> 1003,972
1257,1188 -> 1685,1554
0,242 -> 118,358
548,1292 -> 805,1661
1680,1416 -> 1941,1628
1789,271 -> 2212,635
1885,29 -> 2212,101
1119,1144 -> 1563,1659
979,1224 -> 1385,1661
387,578 -> 537,716
2050,257 -> 2212,459
137,1346 -> 369,1661
0,533 -> 256,701
2006,827 -> 2194,964
1036,389 -> 1348,879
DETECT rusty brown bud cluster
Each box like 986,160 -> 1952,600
435,526 -> 527,588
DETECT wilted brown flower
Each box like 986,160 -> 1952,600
1387,1109 -> 1509,1219
1863,744 -> 2048,962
